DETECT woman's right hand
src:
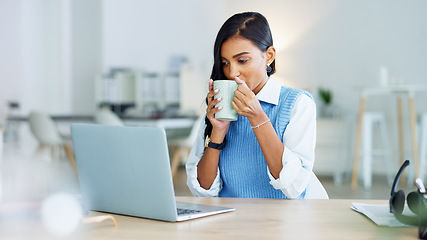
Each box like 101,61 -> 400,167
206,79 -> 230,133
198,79 -> 230,190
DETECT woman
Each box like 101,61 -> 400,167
186,12 -> 323,199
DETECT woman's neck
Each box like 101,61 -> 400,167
253,75 -> 269,95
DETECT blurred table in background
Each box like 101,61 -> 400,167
6,114 -> 198,140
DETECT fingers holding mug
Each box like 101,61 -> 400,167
206,95 -> 222,115
206,79 -> 218,105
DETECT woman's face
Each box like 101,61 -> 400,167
220,36 -> 275,94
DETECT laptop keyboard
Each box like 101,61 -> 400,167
177,208 -> 202,215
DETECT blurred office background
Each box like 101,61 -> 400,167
1,0 -> 427,201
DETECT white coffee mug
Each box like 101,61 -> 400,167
213,80 -> 239,121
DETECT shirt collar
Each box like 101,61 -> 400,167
256,77 -> 281,105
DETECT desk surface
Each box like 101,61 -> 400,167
0,197 -> 417,240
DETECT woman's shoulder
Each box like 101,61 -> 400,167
279,86 -> 313,101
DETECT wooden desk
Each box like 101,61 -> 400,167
351,84 -> 427,189
0,197 -> 417,239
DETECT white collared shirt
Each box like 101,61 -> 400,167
186,77 -> 316,199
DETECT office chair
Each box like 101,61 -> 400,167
305,172 -> 329,199
94,109 -> 124,126
28,111 -> 77,174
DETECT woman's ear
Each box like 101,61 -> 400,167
266,46 -> 276,65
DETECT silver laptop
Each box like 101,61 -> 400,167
70,123 -> 234,222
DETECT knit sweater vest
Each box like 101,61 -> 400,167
218,86 -> 312,198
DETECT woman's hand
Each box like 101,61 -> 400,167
206,79 -> 231,133
231,77 -> 267,124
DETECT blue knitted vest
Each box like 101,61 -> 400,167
218,86 -> 312,198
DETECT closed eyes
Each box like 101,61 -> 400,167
221,58 -> 249,66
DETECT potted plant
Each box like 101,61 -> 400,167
318,87 -> 333,118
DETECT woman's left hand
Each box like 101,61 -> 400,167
231,77 -> 266,122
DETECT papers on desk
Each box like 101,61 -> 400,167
351,202 -> 414,227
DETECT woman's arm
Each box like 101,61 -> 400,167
232,76 -> 316,198
196,129 -> 226,189
186,118 -> 223,196
268,94 -> 316,198
251,116 -> 284,179
231,77 -> 284,178
196,79 -> 230,190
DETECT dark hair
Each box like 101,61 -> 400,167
205,12 -> 276,139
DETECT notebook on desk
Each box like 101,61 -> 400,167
70,123 -> 234,222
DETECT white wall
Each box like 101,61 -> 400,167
101,0 -> 427,118
226,0 -> 427,112
223,0 -> 427,164
0,0 -> 22,124
71,0 -> 102,114
0,0 -> 101,116
1,0 -> 426,119
102,0 -> 226,73
0,0 -> 73,116
101,0 -> 228,115
20,0 -> 72,114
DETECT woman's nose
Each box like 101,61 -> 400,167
229,63 -> 240,79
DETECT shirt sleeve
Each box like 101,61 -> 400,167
267,94 -> 316,199
185,116 -> 223,197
